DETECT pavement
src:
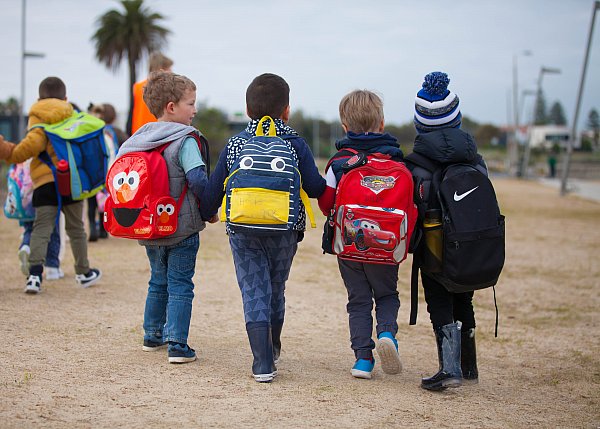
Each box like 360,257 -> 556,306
538,177 -> 600,203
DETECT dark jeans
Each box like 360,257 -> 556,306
337,259 -> 400,360
421,272 -> 476,330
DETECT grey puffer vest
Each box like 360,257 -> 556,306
139,138 -> 206,247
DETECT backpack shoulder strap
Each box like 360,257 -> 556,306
325,148 -> 358,172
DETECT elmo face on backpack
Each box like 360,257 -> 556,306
329,154 -> 418,265
103,150 -> 180,239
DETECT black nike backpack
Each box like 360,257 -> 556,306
406,152 -> 505,326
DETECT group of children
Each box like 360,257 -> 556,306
0,69 -> 483,390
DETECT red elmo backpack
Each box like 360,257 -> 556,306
103,133 -> 208,239
328,149 -> 417,265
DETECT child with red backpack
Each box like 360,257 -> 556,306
319,90 -> 417,379
109,71 -> 216,364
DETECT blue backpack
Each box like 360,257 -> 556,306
221,116 -> 315,234
32,111 -> 109,200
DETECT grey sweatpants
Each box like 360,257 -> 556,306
29,202 -> 89,275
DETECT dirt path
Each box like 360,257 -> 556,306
0,178 -> 598,428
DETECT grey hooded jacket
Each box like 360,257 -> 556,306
118,122 -> 206,246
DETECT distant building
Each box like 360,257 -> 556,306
527,125 -> 576,149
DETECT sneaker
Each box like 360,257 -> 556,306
351,358 -> 375,379
18,245 -> 30,276
142,338 -> 167,352
45,267 -> 65,281
75,268 -> 102,288
24,275 -> 41,294
376,332 -> 402,375
168,343 -> 197,364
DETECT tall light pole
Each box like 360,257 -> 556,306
520,66 -> 561,178
560,1 -> 600,196
510,50 -> 532,176
18,0 -> 45,140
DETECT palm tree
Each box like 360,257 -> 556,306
91,0 -> 170,125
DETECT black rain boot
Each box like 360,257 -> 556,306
421,322 -> 463,391
461,327 -> 479,383
246,323 -> 277,383
272,323 -> 283,365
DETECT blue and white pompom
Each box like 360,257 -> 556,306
422,72 -> 450,96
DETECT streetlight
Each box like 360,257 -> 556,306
509,50 -> 532,176
520,66 -> 561,178
560,1 -> 600,196
18,0 -> 45,140
519,89 -> 536,126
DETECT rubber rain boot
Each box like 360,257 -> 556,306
461,327 -> 479,383
246,322 -> 277,383
421,322 -> 462,391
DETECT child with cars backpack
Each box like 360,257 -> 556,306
318,90 -> 416,379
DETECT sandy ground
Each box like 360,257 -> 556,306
0,177 -> 598,428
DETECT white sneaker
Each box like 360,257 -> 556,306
45,267 -> 65,280
18,245 -> 30,276
25,275 -> 41,294
75,268 -> 102,288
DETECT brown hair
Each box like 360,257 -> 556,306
101,103 -> 117,124
143,71 -> 196,118
39,77 -> 66,100
339,90 -> 384,134
148,52 -> 173,73
246,73 -> 289,120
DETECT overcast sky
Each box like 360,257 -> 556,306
0,0 -> 598,131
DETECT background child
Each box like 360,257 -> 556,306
202,73 -> 326,382
318,90 -> 404,379
0,76 -> 101,294
117,71 -> 214,364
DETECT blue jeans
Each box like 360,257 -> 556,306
143,233 -> 199,345
229,231 -> 298,325
21,220 -> 61,268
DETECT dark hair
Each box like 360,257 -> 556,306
39,77 -> 66,100
102,103 -> 117,124
245,73 -> 289,120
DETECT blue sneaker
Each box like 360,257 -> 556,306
351,358 -> 375,379
142,337 -> 167,352
376,332 -> 402,375
168,343 -> 196,364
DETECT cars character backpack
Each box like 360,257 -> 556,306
326,149 -> 417,265
33,111 -> 109,201
221,115 -> 316,234
103,132 -> 209,240
3,160 -> 35,221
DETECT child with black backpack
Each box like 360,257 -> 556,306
201,73 -> 326,382
319,90 -> 416,379
0,77 -> 101,294
405,72 -> 505,391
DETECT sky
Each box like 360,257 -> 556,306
0,0 -> 599,131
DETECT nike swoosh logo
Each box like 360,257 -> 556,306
454,186 -> 479,201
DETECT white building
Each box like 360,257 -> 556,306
526,125 -> 577,149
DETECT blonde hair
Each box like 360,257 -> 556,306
143,71 -> 196,118
339,90 -> 384,134
148,52 -> 173,73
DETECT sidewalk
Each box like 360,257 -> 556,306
538,177 -> 600,203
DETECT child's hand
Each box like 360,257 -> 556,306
0,136 -> 16,160
208,214 -> 219,224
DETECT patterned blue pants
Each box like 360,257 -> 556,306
229,231 -> 298,325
